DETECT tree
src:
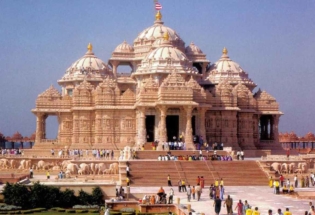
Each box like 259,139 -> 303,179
78,189 -> 92,205
59,189 -> 78,208
91,186 -> 104,205
2,182 -> 30,208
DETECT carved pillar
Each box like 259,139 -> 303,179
272,115 -> 279,143
184,106 -> 194,149
137,107 -> 147,146
202,63 -> 207,79
158,106 -> 167,143
198,107 -> 206,141
94,111 -> 102,146
35,113 -> 44,142
111,61 -> 119,78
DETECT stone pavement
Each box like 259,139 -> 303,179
129,186 -> 314,215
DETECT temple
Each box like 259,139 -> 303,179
31,11 -> 283,151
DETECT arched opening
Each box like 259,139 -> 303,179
45,115 -> 59,140
117,64 -> 133,75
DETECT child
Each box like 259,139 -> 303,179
192,186 -> 195,200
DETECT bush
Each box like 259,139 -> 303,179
0,204 -> 22,211
66,209 -> 76,213
120,208 -> 135,213
2,183 -> 30,208
78,190 -> 92,205
91,187 -> 103,205
59,189 -> 78,208
75,209 -> 88,213
73,205 -> 99,209
57,208 -> 66,212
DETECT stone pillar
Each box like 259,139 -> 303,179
111,61 -> 119,78
35,113 -> 44,142
158,106 -> 167,143
184,106 -> 194,149
272,115 -> 280,143
198,107 -> 206,141
137,107 -> 147,147
202,63 -> 207,79
270,116 -> 274,140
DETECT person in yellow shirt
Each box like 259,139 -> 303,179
283,208 -> 292,215
252,207 -> 260,215
246,207 -> 253,215
220,178 -> 224,186
289,184 -> 294,193
215,179 -> 219,187
269,176 -> 273,188
126,177 -> 130,186
282,185 -> 288,194
46,171 -> 50,179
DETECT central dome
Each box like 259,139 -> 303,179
133,11 -> 185,60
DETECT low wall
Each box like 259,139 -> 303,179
0,174 -> 29,184
25,182 -> 116,199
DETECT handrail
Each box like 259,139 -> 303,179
205,160 -> 216,182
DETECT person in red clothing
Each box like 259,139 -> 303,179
196,176 -> 200,185
279,174 -> 284,187
200,176 -> 205,188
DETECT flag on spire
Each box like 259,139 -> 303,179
155,2 -> 162,10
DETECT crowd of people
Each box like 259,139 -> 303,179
51,148 -> 115,160
0,148 -> 23,156
157,151 -> 233,161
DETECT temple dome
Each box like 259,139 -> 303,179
133,35 -> 199,77
61,43 -> 112,82
185,42 -> 203,55
207,47 -> 256,90
114,41 -> 134,53
133,11 -> 185,59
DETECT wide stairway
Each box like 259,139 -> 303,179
128,160 -> 268,187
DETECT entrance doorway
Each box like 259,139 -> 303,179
166,115 -> 179,141
192,116 -> 196,136
145,115 -> 155,142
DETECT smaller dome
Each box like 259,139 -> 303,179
61,43 -> 112,82
114,41 -> 134,53
185,42 -> 203,55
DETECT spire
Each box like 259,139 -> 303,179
163,32 -> 169,41
222,47 -> 228,55
155,10 -> 162,21
87,43 -> 93,52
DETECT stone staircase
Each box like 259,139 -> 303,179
128,160 -> 268,187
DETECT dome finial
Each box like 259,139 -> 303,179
163,32 -> 169,41
222,47 -> 228,55
155,10 -> 162,21
87,43 -> 93,52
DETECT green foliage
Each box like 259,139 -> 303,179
59,189 -> 77,208
91,187 -> 103,205
2,182 -> 30,208
29,182 -> 61,209
78,190 -> 92,205
76,209 -> 88,213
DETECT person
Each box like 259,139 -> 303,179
283,208 -> 292,215
282,185 -> 288,194
294,175 -> 298,188
178,179 -> 182,192
268,209 -> 273,215
167,174 -> 172,186
310,206 -> 315,215
29,167 -> 33,178
245,206 -> 253,215
126,165 -> 130,177
302,175 -> 306,188
186,185 -> 192,202
197,176 -> 200,185
220,178 -> 224,186
274,180 -> 280,194
104,208 -> 110,215
200,176 -> 205,188
192,186 -> 195,200
168,188 -> 174,204
269,176 -> 274,188
243,200 -> 251,213
209,184 -> 215,199
289,184 -> 294,193
279,174 -> 284,187
46,171 -> 50,179
240,150 -> 244,160
309,202 -> 314,215
219,185 -> 224,200
181,179 -> 186,192
213,196 -> 222,215
276,209 -> 283,215
215,179 -> 219,187
150,195 -> 156,205
286,149 -> 290,159
234,199 -> 243,215
126,177 -> 130,186
195,183 -> 202,201
51,148 -> 54,156
224,195 -> 233,215
306,176 -> 310,187
253,207 -> 260,215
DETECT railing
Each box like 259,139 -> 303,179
40,139 -> 58,143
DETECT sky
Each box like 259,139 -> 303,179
0,0 -> 315,138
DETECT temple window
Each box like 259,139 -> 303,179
67,89 -> 73,97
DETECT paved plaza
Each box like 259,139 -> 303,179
130,186 -> 313,215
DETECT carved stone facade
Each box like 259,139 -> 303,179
32,11 -> 282,150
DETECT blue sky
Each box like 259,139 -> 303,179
0,0 -> 315,138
